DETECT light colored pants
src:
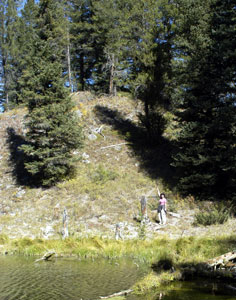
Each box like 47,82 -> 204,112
158,209 -> 166,224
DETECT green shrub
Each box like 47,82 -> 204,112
0,234 -> 9,245
138,223 -> 146,240
18,237 -> 34,247
193,203 -> 231,226
91,165 -> 118,183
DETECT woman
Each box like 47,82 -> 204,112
157,187 -> 167,225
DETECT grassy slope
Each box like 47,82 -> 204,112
0,93 -> 156,239
0,92 -> 235,240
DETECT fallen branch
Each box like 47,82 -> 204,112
226,285 -> 236,292
167,212 -> 181,218
35,251 -> 55,262
91,125 -> 106,139
100,289 -> 133,299
206,251 -> 236,269
100,142 -> 128,150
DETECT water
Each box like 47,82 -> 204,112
161,281 -> 236,300
0,256 -> 147,300
1,256 -> 236,300
128,280 -> 236,300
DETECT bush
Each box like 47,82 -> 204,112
193,203 -> 231,226
0,234 -> 9,245
91,165 -> 118,183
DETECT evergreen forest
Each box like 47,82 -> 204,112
0,0 -> 235,201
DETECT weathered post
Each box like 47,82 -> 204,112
141,196 -> 147,218
62,208 -> 69,239
140,196 -> 149,224
53,203 -> 60,220
115,223 -> 123,240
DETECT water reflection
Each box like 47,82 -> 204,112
128,280 -> 236,300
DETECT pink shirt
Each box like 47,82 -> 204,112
159,198 -> 167,205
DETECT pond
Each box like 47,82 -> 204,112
1,256 -> 236,300
0,256 -> 147,300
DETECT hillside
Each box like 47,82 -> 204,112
0,93 -> 235,240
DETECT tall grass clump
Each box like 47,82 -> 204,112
132,270 -> 182,295
193,202 -> 232,226
0,234 -> 9,245
1,235 -> 236,266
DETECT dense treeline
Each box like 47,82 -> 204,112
0,0 -> 235,200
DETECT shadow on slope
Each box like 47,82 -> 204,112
94,105 -> 177,188
6,127 -> 32,187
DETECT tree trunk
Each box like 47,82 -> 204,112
66,32 -> 73,92
144,98 -> 151,140
79,53 -> 85,91
109,53 -> 115,96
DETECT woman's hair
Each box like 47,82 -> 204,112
160,193 -> 165,198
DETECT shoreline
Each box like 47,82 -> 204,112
1,234 -> 236,296
0,234 -> 235,263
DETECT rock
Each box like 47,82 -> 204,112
41,225 -> 54,239
75,109 -> 83,118
5,185 -> 13,190
99,215 -> 110,221
82,152 -> 90,159
168,212 -> 181,218
15,189 -> 26,198
82,152 -> 90,163
88,133 -> 97,141
82,159 -> 90,164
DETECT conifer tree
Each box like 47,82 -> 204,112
91,0 -> 132,95
0,0 -> 21,108
127,0 -> 174,143
69,0 -> 95,91
173,0 -> 236,201
20,0 -> 83,186
16,0 -> 39,104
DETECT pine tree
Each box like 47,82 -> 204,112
0,0 -> 21,108
172,0 -> 236,201
126,0 -> 175,143
92,0 -> 132,95
69,0 -> 95,91
16,0 -> 39,104
20,0 -> 83,186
